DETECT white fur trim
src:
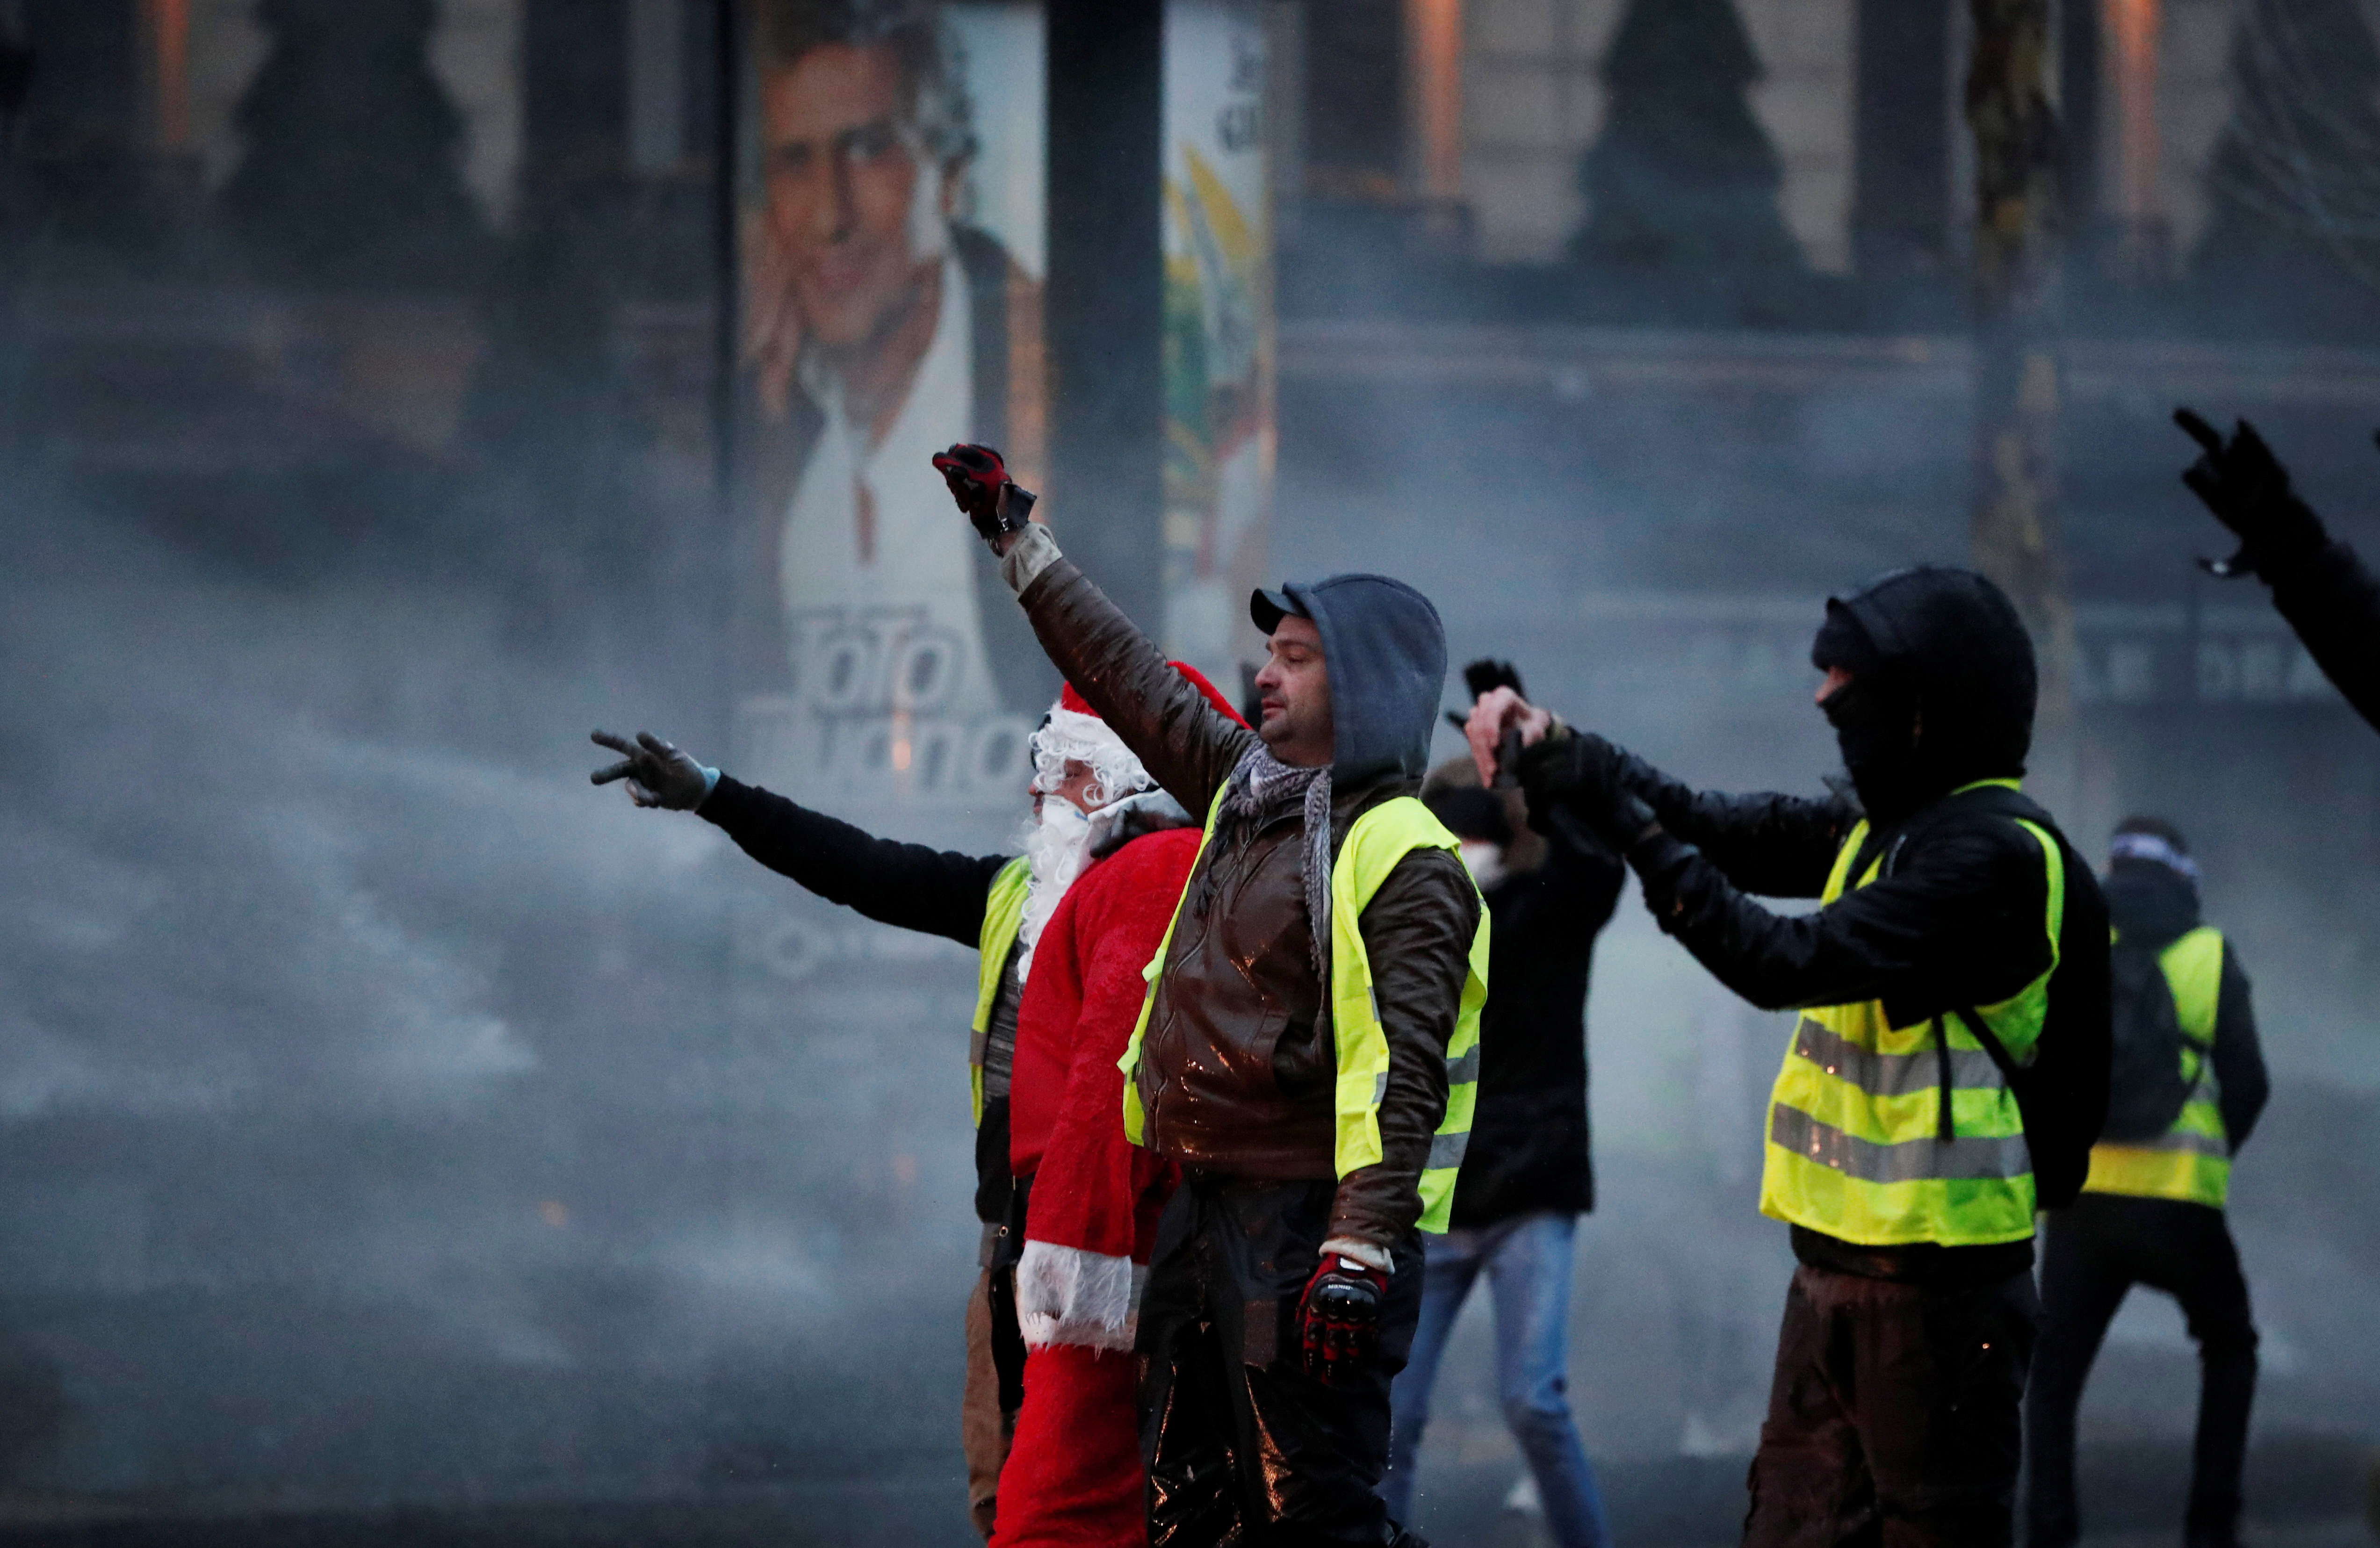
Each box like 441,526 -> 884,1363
1015,1239 -> 1146,1352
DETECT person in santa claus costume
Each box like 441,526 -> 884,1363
995,678 -> 1248,1548
588,662 -> 1239,1541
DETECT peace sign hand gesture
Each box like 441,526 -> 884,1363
589,730 -> 718,811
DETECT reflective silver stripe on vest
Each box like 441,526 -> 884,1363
1792,1017 -> 2000,1098
1769,1105 -> 2031,1184
1446,1045 -> 1480,1085
969,1030 -> 989,1068
1426,1130 -> 1471,1171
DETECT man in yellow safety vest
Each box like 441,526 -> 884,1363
936,442 -> 1484,1548
2025,816 -> 2267,1548
1474,564 -> 2112,1548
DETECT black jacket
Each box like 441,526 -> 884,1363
2265,538 -> 2380,732
1525,566 -> 2113,1282
2103,862 -> 2268,1152
1450,818 -> 1624,1229
700,775 -> 1018,1224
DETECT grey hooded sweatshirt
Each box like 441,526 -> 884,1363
998,527 -> 1480,1256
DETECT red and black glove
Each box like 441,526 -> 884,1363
1298,1254 -> 1390,1385
932,442 -> 1038,550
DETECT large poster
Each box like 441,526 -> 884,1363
733,0 -> 1053,831
1161,0 -> 1273,688
728,0 -> 1274,836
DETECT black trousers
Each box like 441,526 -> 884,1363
1137,1173 -> 1425,1548
1742,1264 -> 2039,1548
2023,1194 -> 2258,1548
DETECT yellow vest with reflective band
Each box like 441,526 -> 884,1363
1117,788 -> 1491,1234
1759,779 -> 2064,1247
2083,926 -> 2230,1208
968,857 -> 1033,1127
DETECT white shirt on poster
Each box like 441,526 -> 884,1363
779,251 -> 997,733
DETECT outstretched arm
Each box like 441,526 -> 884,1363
999,526 -> 1257,816
928,446 -> 1256,814
2175,411 -> 2380,730
1623,817 -> 2052,1019
1496,714 -> 1853,899
591,729 -> 1006,944
2267,543 -> 2380,731
700,777 -> 1010,947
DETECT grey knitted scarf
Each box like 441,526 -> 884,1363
1219,744 -> 1335,983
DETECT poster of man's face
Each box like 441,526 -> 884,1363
735,0 -> 1050,829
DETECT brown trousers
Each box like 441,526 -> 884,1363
1742,1264 -> 2038,1548
964,1268 -> 1018,1538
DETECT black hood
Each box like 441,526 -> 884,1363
1814,566 -> 2037,826
1257,574 -> 1447,785
2103,859 -> 2202,948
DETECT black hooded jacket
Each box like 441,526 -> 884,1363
1526,566 -> 2112,1282
2103,861 -> 2267,1151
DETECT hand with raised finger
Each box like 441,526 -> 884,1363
589,730 -> 718,811
2174,408 -> 2328,577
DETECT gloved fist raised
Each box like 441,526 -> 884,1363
2174,409 -> 2328,578
933,442 -> 1038,551
1298,1254 -> 1389,1385
590,730 -> 717,811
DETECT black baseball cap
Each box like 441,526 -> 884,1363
1249,587 -> 1311,634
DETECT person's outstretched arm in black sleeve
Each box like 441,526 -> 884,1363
590,729 -> 1009,945
1622,811 -> 2053,1019
2210,944 -> 2269,1152
1470,689 -> 1855,900
2175,410 -> 2380,730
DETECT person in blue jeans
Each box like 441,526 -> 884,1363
1381,669 -> 1625,1547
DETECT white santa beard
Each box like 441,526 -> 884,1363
1014,799 -> 1095,979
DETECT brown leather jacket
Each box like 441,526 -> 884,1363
1016,557 -> 1480,1250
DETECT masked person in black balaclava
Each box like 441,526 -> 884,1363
1472,565 -> 2111,1548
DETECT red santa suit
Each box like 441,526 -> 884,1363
992,675 -> 1241,1548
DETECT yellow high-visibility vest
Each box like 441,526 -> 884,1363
2084,927 -> 2231,1208
1759,780 -> 2064,1247
967,857 -> 1033,1127
1117,788 -> 1490,1233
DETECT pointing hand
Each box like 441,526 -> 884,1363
2174,408 -> 2327,578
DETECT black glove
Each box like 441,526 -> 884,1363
1516,730 -> 1659,847
932,442 -> 1038,550
590,730 -> 716,811
2174,409 -> 2328,578
1298,1254 -> 1389,1385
